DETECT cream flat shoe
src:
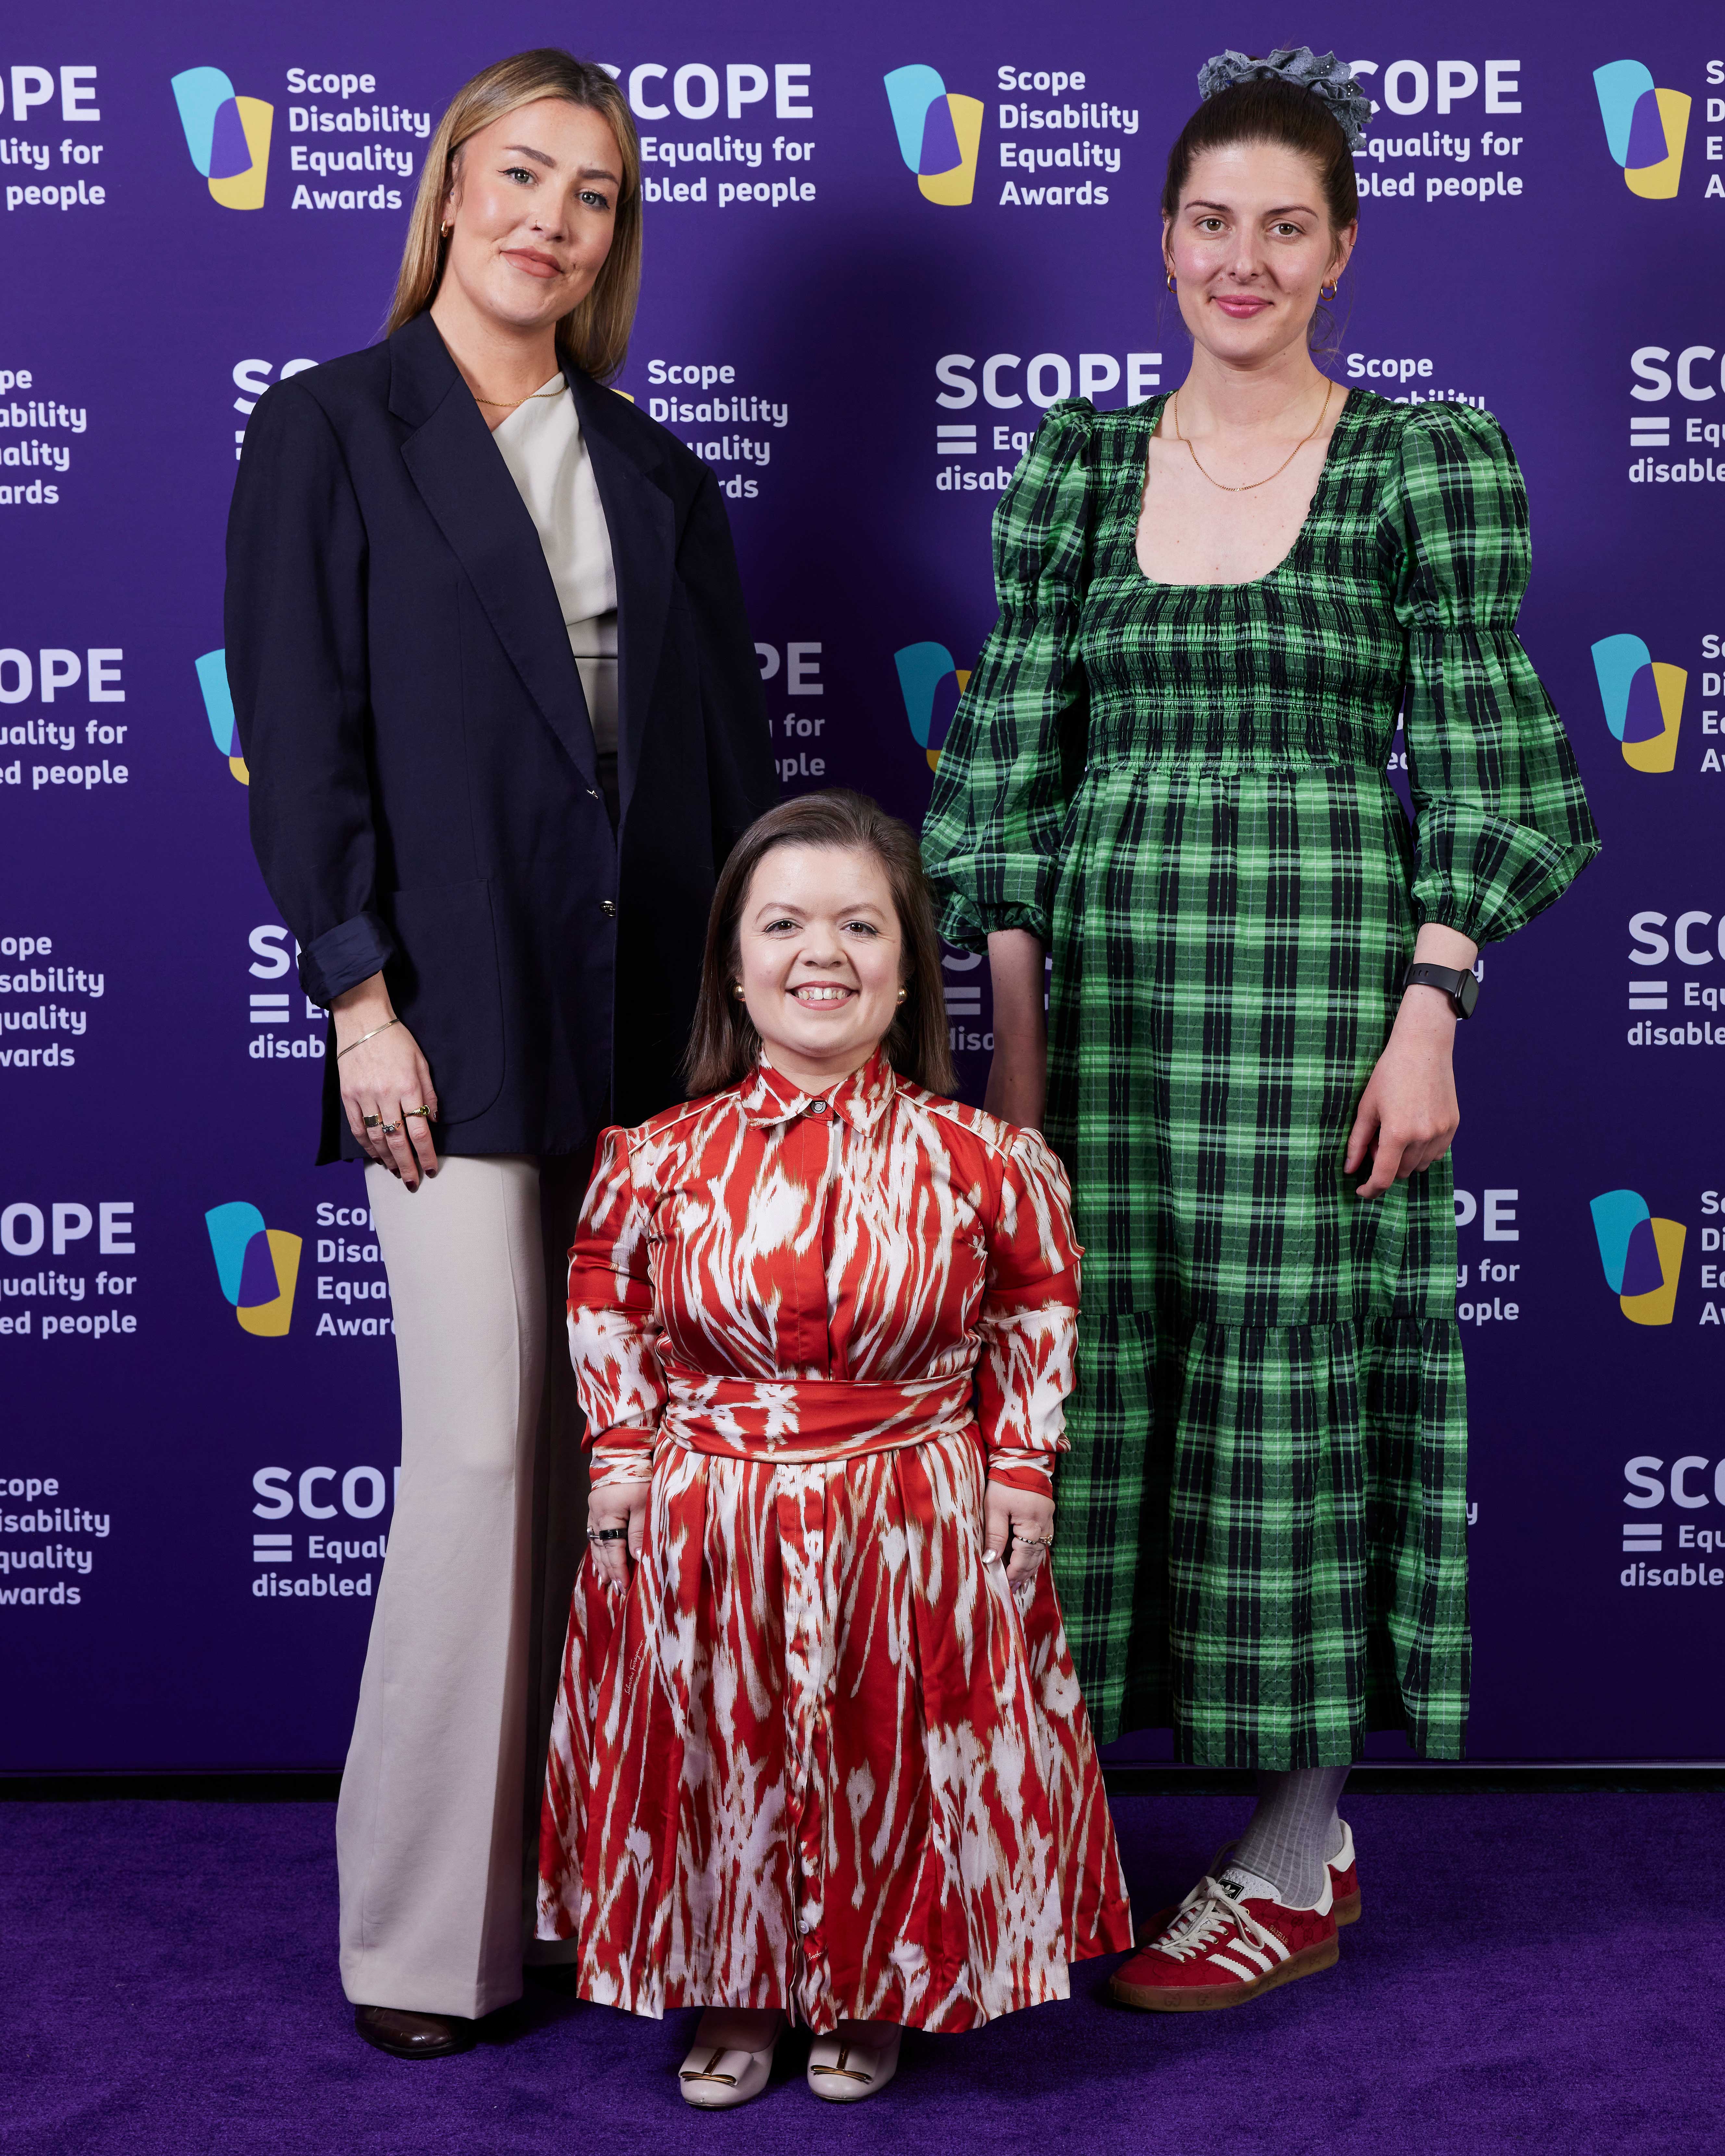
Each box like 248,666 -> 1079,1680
806,2020 -> 901,2103
678,2009 -> 783,2109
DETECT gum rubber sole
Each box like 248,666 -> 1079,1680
1334,1888 -> 1361,1926
1109,1932 -> 1339,2013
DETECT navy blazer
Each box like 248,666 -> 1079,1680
225,312 -> 777,1164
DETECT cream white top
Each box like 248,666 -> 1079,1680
490,373 -> 619,757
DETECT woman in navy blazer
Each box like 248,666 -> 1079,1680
225,50 -> 776,2060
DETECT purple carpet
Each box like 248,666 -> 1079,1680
4,1789 -> 1718,2154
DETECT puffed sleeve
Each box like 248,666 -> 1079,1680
921,400 -> 1095,951
1388,404 -> 1600,945
567,1128 -> 666,1486
975,1127 -> 1083,1496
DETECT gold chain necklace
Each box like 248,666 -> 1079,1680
1171,377 -> 1335,492
471,381 -> 567,410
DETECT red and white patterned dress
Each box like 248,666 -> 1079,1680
537,1050 -> 1132,2030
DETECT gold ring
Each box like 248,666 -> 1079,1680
362,1114 -> 383,1128
379,1119 -> 401,1136
404,1105 -> 433,1119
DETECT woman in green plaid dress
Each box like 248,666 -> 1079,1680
923,57 -> 1598,2003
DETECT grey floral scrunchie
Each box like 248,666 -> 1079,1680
1196,47 -> 1372,150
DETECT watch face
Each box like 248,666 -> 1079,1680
1457,968 -> 1480,1018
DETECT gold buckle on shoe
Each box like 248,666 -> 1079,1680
680,2048 -> 739,2086
809,2044 -> 872,2084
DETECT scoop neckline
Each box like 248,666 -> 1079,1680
1130,384 -> 1357,595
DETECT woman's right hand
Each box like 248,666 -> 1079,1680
587,1478 -> 650,1588
332,974 -> 439,1188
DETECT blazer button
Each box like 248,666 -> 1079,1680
601,900 -> 615,916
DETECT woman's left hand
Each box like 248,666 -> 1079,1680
1344,996 -> 1459,1199
586,1477 -> 650,1589
985,1480 -> 1056,1589
1346,925 -> 1478,1201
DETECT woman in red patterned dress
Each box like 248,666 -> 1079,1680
537,791 -> 1131,2106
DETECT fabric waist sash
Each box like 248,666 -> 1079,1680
659,1366 -> 977,1463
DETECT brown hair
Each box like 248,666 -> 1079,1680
1161,75 -> 1359,230
386,50 -> 641,382
1160,77 -> 1357,355
684,791 -> 958,1100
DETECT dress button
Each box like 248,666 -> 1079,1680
807,1101 -> 827,1117
601,900 -> 615,917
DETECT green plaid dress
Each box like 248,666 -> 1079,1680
922,390 -> 1599,1765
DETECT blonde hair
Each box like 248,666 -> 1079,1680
387,49 -> 641,382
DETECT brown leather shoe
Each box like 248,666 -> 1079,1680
354,2004 -> 476,2058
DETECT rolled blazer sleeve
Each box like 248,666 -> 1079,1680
224,380 -> 394,1007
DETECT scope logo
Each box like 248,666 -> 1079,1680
1593,60 -> 1690,199
171,66 -> 273,210
206,1201 -> 302,1337
1592,633 -> 1687,773
883,65 -> 983,206
195,649 -> 247,784
1590,1188 -> 1685,1326
894,643 -> 971,770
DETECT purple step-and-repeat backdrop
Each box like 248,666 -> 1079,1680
4,1 -> 1723,1770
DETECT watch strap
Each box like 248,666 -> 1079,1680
1403,962 -> 1478,1018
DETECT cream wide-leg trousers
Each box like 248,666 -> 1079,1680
337,1152 -> 590,2020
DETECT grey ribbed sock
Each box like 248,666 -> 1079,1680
1227,1766 -> 1352,1908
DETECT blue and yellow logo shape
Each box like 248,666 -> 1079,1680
1593,61 -> 1690,199
895,643 -> 971,770
171,67 -> 273,210
1591,633 -> 1686,774
1590,1189 -> 1685,1326
883,66 -> 983,206
195,649 -> 248,785
206,1202 -> 302,1337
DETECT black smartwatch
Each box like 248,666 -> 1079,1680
1402,962 -> 1478,1019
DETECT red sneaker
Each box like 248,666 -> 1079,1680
1136,1824 -> 1361,1942
1330,1818 -> 1360,1927
1111,1867 -> 1338,2013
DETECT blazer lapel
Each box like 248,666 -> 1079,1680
570,368 -> 674,824
390,317 -> 600,791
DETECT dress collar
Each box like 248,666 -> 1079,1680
740,1048 -> 897,1133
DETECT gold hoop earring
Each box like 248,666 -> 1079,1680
895,987 -> 907,1005
440,221 -> 453,240
732,982 -> 746,1001
1165,270 -> 1177,294
1319,280 -> 1339,301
